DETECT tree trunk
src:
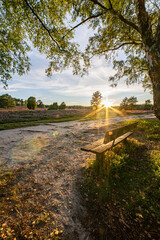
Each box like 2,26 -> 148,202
146,51 -> 160,120
152,80 -> 160,120
135,0 -> 160,120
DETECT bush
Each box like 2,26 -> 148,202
27,97 -> 37,110
48,102 -> 58,110
59,102 -> 66,110
37,100 -> 45,108
0,94 -> 15,108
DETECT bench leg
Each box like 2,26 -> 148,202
96,153 -> 104,172
96,153 -> 104,161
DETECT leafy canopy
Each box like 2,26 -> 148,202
27,96 -> 37,110
0,94 -> 15,108
0,0 -> 160,89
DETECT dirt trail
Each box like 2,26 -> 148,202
0,114 -> 155,239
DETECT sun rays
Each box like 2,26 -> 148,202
83,100 -> 125,122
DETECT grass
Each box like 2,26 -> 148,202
0,107 -> 119,130
0,108 -> 153,130
82,119 -> 160,239
0,116 -> 81,130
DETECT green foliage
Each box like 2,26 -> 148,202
27,96 -> 37,110
120,96 -> 138,110
84,132 -> 160,239
48,102 -> 58,110
137,119 -> 160,140
144,99 -> 152,110
13,98 -> 24,106
37,100 -> 45,108
0,0 -> 30,87
0,116 -> 81,130
91,91 -> 102,109
0,94 -> 15,108
59,101 -> 66,110
86,139 -> 143,199
1,0 -> 159,92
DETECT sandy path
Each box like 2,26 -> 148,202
0,114 -> 155,239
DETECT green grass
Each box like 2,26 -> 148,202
82,119 -> 160,239
0,116 -> 81,130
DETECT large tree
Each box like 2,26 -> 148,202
1,0 -> 160,118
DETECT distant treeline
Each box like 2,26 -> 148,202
115,104 -> 153,111
0,94 -> 91,110
118,97 -> 153,110
0,94 -> 153,111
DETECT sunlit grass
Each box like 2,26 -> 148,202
83,105 -> 106,119
82,105 -> 124,122
110,106 -> 126,117
0,116 -> 81,130
82,119 -> 160,239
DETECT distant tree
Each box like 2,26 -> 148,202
59,102 -> 66,110
20,99 -> 24,106
120,97 -> 129,110
0,94 -> 15,108
48,102 -> 58,110
24,100 -> 28,106
144,99 -> 152,110
120,96 -> 138,110
37,100 -> 45,108
27,97 -> 37,110
13,98 -> 18,106
127,96 -> 138,110
91,91 -> 102,109
13,98 -> 22,106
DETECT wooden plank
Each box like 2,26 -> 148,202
103,122 -> 137,144
81,138 -> 104,152
91,132 -> 133,154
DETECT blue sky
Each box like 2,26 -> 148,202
0,23 -> 153,106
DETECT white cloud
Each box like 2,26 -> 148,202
0,88 -> 17,93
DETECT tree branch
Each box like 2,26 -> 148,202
150,1 -> 160,11
90,0 -> 109,10
112,9 -> 141,34
89,41 -> 142,59
24,0 -> 65,52
108,41 -> 142,50
90,0 -> 141,34
62,12 -> 104,39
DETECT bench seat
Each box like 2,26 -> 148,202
81,122 -> 137,162
81,131 -> 133,154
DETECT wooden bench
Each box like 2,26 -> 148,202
81,122 -> 138,162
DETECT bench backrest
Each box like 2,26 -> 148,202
103,121 -> 138,144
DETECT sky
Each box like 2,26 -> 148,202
0,23 -> 153,106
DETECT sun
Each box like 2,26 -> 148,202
101,100 -> 112,108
